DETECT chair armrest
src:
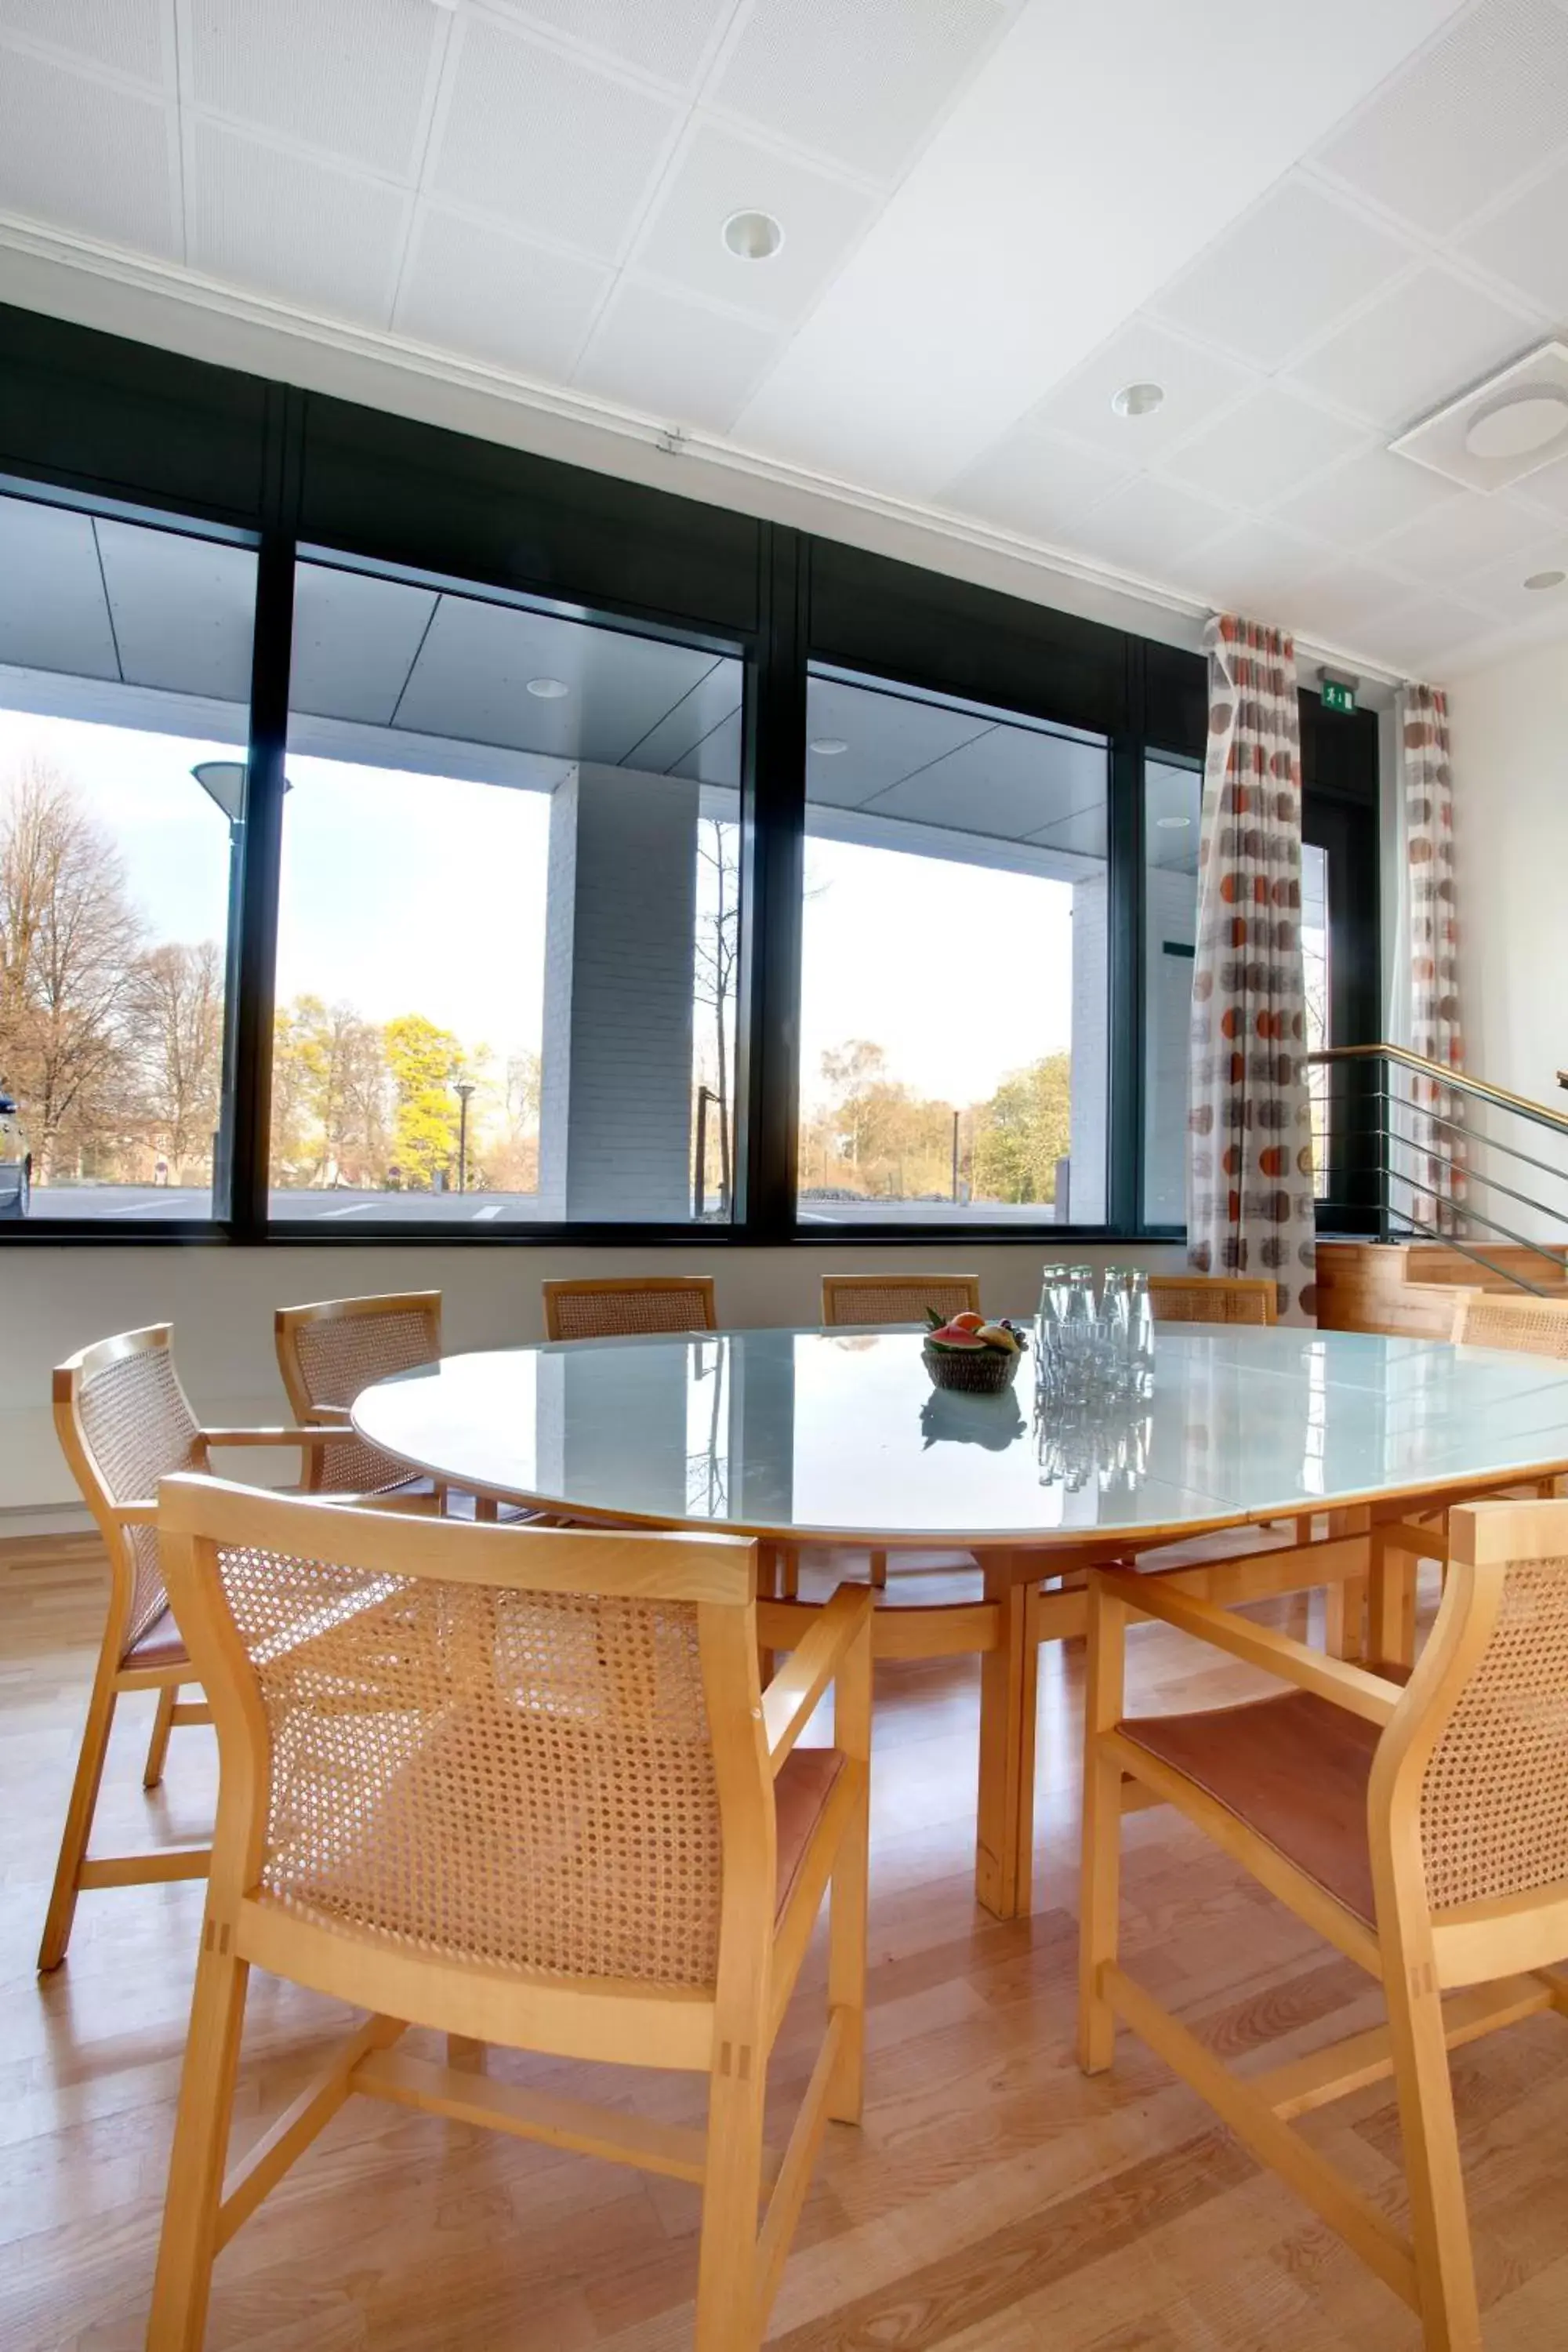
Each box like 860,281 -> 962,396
305,1403 -> 354,1426
761,1584 -> 874,1773
112,1501 -> 161,1526
201,1425 -> 337,1447
1098,1567 -> 1401,1729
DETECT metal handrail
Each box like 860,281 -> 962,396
1309,1043 -> 1568,1142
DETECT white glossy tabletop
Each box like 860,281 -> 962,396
352,1323 -> 1568,1548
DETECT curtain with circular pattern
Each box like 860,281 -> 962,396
1399,684 -> 1465,1231
1186,615 -> 1317,1323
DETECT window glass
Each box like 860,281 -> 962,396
798,670 -> 1109,1225
0,489 -> 254,1220
1142,760 -> 1330,1224
271,559 -> 741,1224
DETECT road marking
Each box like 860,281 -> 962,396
319,1200 -> 384,1218
474,1205 -> 506,1221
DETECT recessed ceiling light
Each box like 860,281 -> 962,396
1112,381 -> 1164,419
810,736 -> 849,755
526,677 -> 569,699
1156,814 -> 1191,829
722,209 -> 783,261
1524,569 -> 1566,591
1464,390 -> 1568,461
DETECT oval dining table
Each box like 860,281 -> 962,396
354,1320 -> 1568,1922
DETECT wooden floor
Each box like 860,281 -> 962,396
6,1534 -> 1568,2352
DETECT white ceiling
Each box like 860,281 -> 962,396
2,0 -> 1568,679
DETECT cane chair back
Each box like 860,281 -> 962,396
543,1276 -> 717,1342
821,1272 -> 981,1327
54,1325 -> 205,1661
1147,1274 -> 1277,1327
1450,1289 -> 1568,1359
149,1477 -> 873,2351
276,1292 -> 441,1495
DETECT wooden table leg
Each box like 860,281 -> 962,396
1369,1520 -> 1421,1669
975,1556 -> 1038,1920
1323,1505 -> 1370,1661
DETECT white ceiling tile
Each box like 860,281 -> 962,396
396,206 -> 611,379
188,0 -> 440,177
1027,320 -> 1258,467
631,122 -> 877,327
710,0 -> 1007,181
867,724 -> 1105,842
1271,444 -> 1468,546
804,677 -> 993,808
1149,174 -> 1412,370
432,13 -> 681,260
1192,521 -> 1333,617
1286,265 -> 1538,431
0,44 -> 176,254
1376,490 -> 1562,584
485,0 -> 732,86
1159,384 -> 1367,510
1515,450 -> 1568,518
96,520 -> 256,701
188,122 -> 408,326
1068,476 -> 1236,578
1315,0 -> 1568,236
0,495 -> 118,678
574,280 -> 781,431
1446,542 -> 1568,622
1365,593 -> 1510,672
0,0 -> 166,84
1287,560 -> 1415,646
946,426 -> 1133,541
290,564 -> 437,724
1458,156 -> 1568,314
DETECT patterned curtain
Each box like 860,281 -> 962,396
1187,615 -> 1316,1323
1399,684 -> 1464,1230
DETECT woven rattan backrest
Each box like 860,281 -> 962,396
1450,1290 -> 1568,1359
543,1278 -> 717,1342
61,1330 -> 203,1653
1147,1275 -> 1277,1327
162,1483 -> 757,1991
821,1273 -> 982,1327
276,1294 -> 441,1494
1418,1550 -> 1568,1911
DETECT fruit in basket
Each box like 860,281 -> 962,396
975,1320 -> 1023,1354
924,1309 -> 1027,1356
950,1310 -> 985,1333
925,1319 -> 986,1351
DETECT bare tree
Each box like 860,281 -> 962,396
694,818 -> 739,1214
0,758 -> 144,1177
131,940 -> 225,1181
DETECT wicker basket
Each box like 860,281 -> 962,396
922,1341 -> 1022,1395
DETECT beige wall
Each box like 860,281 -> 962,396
1449,637 -> 1568,1110
1,1238 -> 1189,1524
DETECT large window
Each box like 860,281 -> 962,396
798,671 -> 1109,1225
270,558 -> 742,1225
0,490 -> 254,1219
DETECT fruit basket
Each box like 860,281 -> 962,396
921,1308 -> 1027,1394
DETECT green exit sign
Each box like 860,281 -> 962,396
1321,678 -> 1356,714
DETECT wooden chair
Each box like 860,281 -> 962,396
542,1274 -> 717,1341
1368,1290 -> 1568,1668
275,1290 -> 449,1504
145,1476 -> 872,2352
820,1271 -> 981,1328
1147,1273 -> 1277,1327
1079,1497 -> 1568,2352
39,1326 -> 354,1972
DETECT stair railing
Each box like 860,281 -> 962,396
1308,1043 -> 1568,1298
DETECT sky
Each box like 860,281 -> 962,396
0,706 -> 1089,1109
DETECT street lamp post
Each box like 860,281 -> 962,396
455,1079 -> 476,1194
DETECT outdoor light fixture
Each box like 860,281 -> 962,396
1112,381 -> 1164,419
1524,569 -> 1566,590
809,736 -> 849,755
526,677 -> 569,698
722,209 -> 784,261
1156,815 -> 1191,829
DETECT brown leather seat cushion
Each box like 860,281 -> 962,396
775,1748 -> 844,1921
1119,1690 -> 1383,1924
120,1606 -> 188,1671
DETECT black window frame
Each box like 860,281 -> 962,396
0,303 -> 1380,1249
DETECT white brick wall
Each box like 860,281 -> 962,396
1144,865 -> 1197,1225
1069,870 -> 1108,1223
537,764 -> 699,1221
